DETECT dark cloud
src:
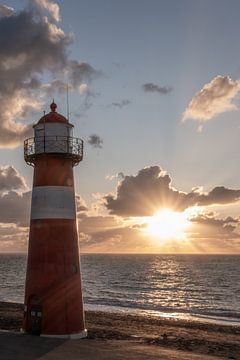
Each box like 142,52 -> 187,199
0,1 -> 99,148
0,191 -> 31,226
142,83 -> 172,95
87,134 -> 103,149
187,213 -> 240,249
197,187 -> 240,206
67,61 -> 100,88
0,166 -> 27,193
190,213 -> 239,229
105,166 -> 184,216
111,99 -> 131,108
105,166 -> 240,216
78,215 -> 146,252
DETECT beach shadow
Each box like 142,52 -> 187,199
0,331 -> 66,360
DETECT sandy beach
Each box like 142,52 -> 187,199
0,301 -> 239,359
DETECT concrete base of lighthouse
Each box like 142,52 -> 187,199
41,329 -> 88,339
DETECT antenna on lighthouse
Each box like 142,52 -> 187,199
67,83 -> 70,121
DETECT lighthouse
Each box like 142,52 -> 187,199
23,102 -> 87,338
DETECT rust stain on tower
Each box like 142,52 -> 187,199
23,102 -> 87,338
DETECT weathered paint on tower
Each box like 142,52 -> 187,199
23,102 -> 87,338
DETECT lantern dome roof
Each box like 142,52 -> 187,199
38,102 -> 69,124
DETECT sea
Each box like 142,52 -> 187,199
0,254 -> 239,326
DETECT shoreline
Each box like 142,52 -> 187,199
85,303 -> 240,327
3,300 -> 240,327
0,301 -> 240,359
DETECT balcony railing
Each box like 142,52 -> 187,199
24,136 -> 83,166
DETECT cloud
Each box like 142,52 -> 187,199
67,61 -> 100,88
0,191 -> 31,226
197,186 -> 240,206
87,134 -> 103,149
78,215 -> 148,253
42,80 -> 68,95
105,166 -> 185,216
78,83 -> 98,112
76,195 -> 88,216
0,1 -> 99,148
79,83 -> 89,94
187,212 -> 240,251
0,166 -> 27,193
111,99 -> 131,108
32,0 -> 60,22
105,172 -> 125,181
105,166 -> 240,216
190,212 -> 239,230
183,76 -> 240,127
0,4 -> 14,17
0,224 -> 28,252
0,165 -> 238,253
142,83 -> 172,95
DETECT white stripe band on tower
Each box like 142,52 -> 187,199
31,186 -> 76,219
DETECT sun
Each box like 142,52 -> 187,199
145,209 -> 190,240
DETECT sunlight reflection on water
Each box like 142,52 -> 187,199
0,253 -> 239,324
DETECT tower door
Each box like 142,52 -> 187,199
28,296 -> 42,335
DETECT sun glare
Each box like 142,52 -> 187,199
145,209 -> 190,241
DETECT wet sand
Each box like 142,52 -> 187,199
0,301 -> 240,359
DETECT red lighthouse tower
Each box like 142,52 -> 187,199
23,102 -> 86,338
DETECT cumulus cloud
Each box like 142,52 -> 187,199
0,4 -> 14,17
32,0 -> 60,22
105,166 -> 240,216
0,166 -> 27,193
197,187 -> 240,206
0,191 -> 31,226
142,83 -> 172,95
87,134 -> 103,149
183,76 -> 240,128
0,1 -> 99,148
111,99 -> 131,108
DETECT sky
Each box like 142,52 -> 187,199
0,0 -> 240,253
